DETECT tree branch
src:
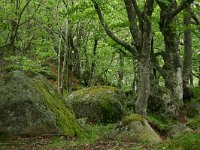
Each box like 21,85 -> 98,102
11,0 -> 32,45
130,0 -> 144,32
124,0 -> 141,47
19,0 -> 42,27
189,10 -> 200,25
92,0 -> 134,53
144,0 -> 154,16
168,0 -> 195,20
130,0 -> 142,18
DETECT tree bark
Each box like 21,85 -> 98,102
156,0 -> 194,107
135,55 -> 151,116
118,51 -> 124,88
90,37 -> 98,86
183,6 -> 192,88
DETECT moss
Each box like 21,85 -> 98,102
33,78 -> 83,137
69,86 -> 118,101
100,99 -> 124,123
122,114 -> 144,125
67,86 -> 126,124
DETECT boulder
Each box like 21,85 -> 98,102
148,85 -> 179,118
168,123 -> 193,138
66,86 -> 126,124
186,102 -> 200,118
0,71 -> 82,136
116,114 -> 162,144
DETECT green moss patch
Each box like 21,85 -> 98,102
33,77 -> 83,137
122,114 -> 144,125
67,86 -> 126,124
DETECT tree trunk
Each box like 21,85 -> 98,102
157,1 -> 184,107
161,27 -> 183,105
135,55 -> 151,116
89,37 -> 98,86
57,37 -> 62,94
183,6 -> 192,88
132,58 -> 140,96
135,15 -> 152,116
182,6 -> 193,101
118,51 -> 124,88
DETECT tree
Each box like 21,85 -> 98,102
156,0 -> 195,107
183,5 -> 193,99
92,0 -> 154,116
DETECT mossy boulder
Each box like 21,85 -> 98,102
0,71 -> 82,136
148,85 -> 179,117
116,114 -> 162,144
66,86 -> 126,124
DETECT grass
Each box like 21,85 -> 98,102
155,132 -> 200,150
0,119 -> 199,150
0,124 -> 115,150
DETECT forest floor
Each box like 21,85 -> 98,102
1,122 -> 200,150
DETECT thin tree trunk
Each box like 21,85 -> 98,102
60,17 -> 69,95
57,37 -> 62,94
118,51 -> 124,88
183,6 -> 192,88
132,58 -> 139,95
90,37 -> 98,86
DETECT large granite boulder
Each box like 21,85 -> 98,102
0,71 -> 82,136
115,114 -> 162,144
66,86 -> 126,124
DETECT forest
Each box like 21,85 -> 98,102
0,0 -> 200,149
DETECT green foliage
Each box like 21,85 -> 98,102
192,86 -> 200,101
78,124 -> 114,144
4,56 -> 51,75
156,133 -> 200,150
187,117 -> 200,130
147,115 -> 170,133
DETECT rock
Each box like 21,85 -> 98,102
186,102 -> 200,117
168,123 -> 193,138
66,86 -> 126,124
0,71 -> 82,136
116,114 -> 162,144
148,85 -> 179,118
